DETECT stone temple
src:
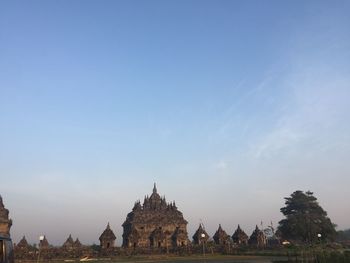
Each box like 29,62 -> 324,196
0,195 -> 12,237
122,184 -> 189,248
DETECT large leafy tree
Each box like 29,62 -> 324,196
278,190 -> 336,243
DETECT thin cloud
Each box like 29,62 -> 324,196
250,60 -> 350,160
215,160 -> 228,170
252,127 -> 303,159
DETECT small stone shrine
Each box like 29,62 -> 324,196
192,223 -> 209,245
99,223 -> 116,249
39,235 -> 50,249
62,234 -> 75,250
232,225 -> 248,245
213,224 -> 231,245
248,225 -> 267,248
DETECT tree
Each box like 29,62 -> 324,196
278,190 -> 336,243
337,229 -> 350,241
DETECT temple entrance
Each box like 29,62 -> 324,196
0,236 -> 14,263
0,240 -> 3,263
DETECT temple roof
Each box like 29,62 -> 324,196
232,224 -> 248,239
193,223 -> 209,240
74,238 -> 82,247
17,236 -> 29,248
0,195 -> 10,222
62,234 -> 74,247
248,225 -> 267,246
213,224 -> 230,241
39,235 -> 50,248
0,195 -> 12,236
99,223 -> 116,241
123,184 -> 187,226
250,225 -> 265,239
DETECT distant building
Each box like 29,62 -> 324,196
15,235 -> 34,260
0,195 -> 12,237
99,223 -> 116,249
122,184 -> 189,248
263,223 -> 280,246
74,238 -> 82,248
232,225 -> 248,245
39,235 -> 50,249
213,224 -> 231,245
249,225 -> 267,248
16,236 -> 30,250
62,234 -> 75,250
192,223 -> 209,245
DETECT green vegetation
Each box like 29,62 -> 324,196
278,191 -> 337,243
337,229 -> 350,242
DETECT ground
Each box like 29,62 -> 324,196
17,254 -> 288,263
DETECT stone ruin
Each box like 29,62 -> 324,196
0,186 -> 281,260
122,184 -> 189,249
0,195 -> 12,237
39,235 -> 50,249
192,223 -> 209,245
14,224 -> 271,259
16,236 -> 30,249
248,225 -> 267,248
99,223 -> 116,249
232,224 -> 248,245
213,224 -> 231,245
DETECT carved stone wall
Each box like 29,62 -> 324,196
122,184 -> 189,248
248,225 -> 267,248
99,223 -> 116,249
0,195 -> 12,237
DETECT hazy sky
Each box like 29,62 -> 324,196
1,1 -> 349,246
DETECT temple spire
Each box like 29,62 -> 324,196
153,183 -> 157,194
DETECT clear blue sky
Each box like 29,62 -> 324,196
1,0 -> 350,245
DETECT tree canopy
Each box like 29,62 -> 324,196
278,190 -> 336,243
337,229 -> 350,241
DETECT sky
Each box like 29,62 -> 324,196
0,0 -> 350,246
